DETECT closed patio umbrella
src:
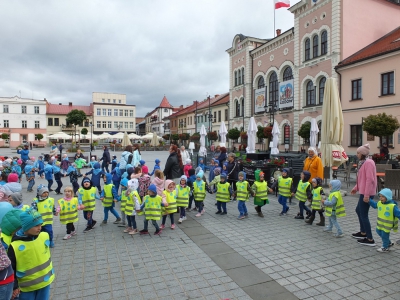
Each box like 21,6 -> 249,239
151,132 -> 158,147
271,121 -> 280,155
121,132 -> 131,147
310,118 -> 319,150
218,121 -> 228,147
246,117 -> 257,153
199,125 -> 207,157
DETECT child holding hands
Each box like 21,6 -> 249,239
57,186 -> 84,240
321,180 -> 346,237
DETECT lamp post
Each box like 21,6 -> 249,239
207,95 -> 211,148
89,122 -> 93,159
226,101 -> 230,150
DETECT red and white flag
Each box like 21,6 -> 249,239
275,0 -> 290,9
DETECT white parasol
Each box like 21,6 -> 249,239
218,121 -> 228,147
310,118 -> 319,150
121,132 -> 131,147
151,132 -> 159,147
128,133 -> 141,139
47,132 -> 72,139
199,124 -> 207,157
271,121 -> 280,155
112,132 -> 124,139
98,132 -> 112,139
246,117 -> 257,153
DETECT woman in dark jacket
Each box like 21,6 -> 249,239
164,145 -> 183,184
100,146 -> 111,173
226,152 -> 239,200
217,147 -> 227,168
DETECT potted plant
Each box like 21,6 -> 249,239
298,122 -> 311,144
179,133 -> 190,141
363,113 -> 400,138
190,133 -> 200,141
207,131 -> 218,141
227,128 -> 240,142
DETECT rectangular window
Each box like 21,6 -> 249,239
114,109 -> 118,117
102,121 -> 107,128
4,120 -> 9,128
108,121 -> 112,128
22,106 -> 27,114
97,121 -> 101,128
22,135 -> 27,142
102,98 -> 105,102
225,109 -> 228,121
108,99 -> 110,103
3,105 -> 8,113
34,121 -> 40,128
108,109 -> 112,116
124,110 -> 128,117
48,118 -> 53,126
124,122 -> 128,128
218,111 -> 221,122
54,118 -> 59,126
351,79 -> 362,100
214,112 -> 217,122
350,125 -> 362,147
130,122 -> 134,129
97,108 -> 101,116
130,110 -> 134,117
34,106 -> 39,114
119,109 -> 123,117
119,100 -> 121,104
102,109 -> 107,116
113,99 -> 116,103
381,135 -> 393,148
114,121 -> 118,129
119,122 -> 123,129
381,71 -> 394,96
22,120 -> 27,128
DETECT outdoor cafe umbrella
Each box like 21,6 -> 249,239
121,132 -> 131,147
199,124 -> 207,157
310,118 -> 319,149
321,78 -> 348,168
218,121 -> 227,147
150,132 -> 158,147
98,132 -> 112,140
112,132 -> 124,140
271,120 -> 280,155
47,132 -> 72,140
128,133 -> 141,140
140,133 -> 155,140
246,117 -> 257,153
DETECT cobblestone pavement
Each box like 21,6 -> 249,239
7,148 -> 400,300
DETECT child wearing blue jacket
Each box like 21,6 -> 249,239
24,162 -> 35,192
186,169 -> 197,211
208,158 -> 216,182
44,163 -> 54,191
111,155 -> 118,170
366,188 -> 400,253
85,162 -> 105,193
66,164 -> 80,196
100,173 -> 121,225
149,159 -> 161,176
12,160 -> 22,181
197,158 -> 205,172
111,165 -> 122,192
36,156 -> 45,178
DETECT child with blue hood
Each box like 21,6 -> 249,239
292,170 -> 312,219
100,173 -> 121,225
321,180 -> 346,238
208,158 -> 216,182
11,160 -> 22,180
85,162 -> 105,193
197,158 -> 205,172
149,159 -> 161,176
121,164 -> 133,179
364,188 -> 400,252
186,169 -> 197,211
111,164 -> 122,193
53,161 -> 63,195
271,168 -> 293,216
111,155 -> 118,170
44,162 -> 54,192
36,156 -> 45,178
66,164 -> 80,196
193,171 -> 208,217
78,177 -> 99,232
24,160 -> 36,192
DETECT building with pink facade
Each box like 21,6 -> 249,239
226,0 -> 400,152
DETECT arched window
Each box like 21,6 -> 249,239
305,38 -> 310,61
306,81 -> 315,106
319,77 -> 326,104
241,98 -> 244,116
235,100 -> 240,117
238,69 -> 242,85
313,35 -> 319,58
321,31 -> 328,55
234,71 -> 238,86
241,67 -> 245,85
269,72 -> 278,110
283,67 -> 293,81
257,76 -> 265,89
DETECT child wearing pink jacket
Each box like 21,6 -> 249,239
183,159 -> 192,177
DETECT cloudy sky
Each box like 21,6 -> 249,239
0,0 -> 298,117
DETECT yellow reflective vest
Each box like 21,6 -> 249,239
143,195 -> 162,220
120,189 -> 129,212
252,181 -> 269,201
325,191 -> 346,218
295,181 -> 310,203
193,181 -> 206,202
125,190 -> 141,215
1,233 -> 12,249
102,184 -> 114,207
58,197 -> 79,225
311,187 -> 323,211
33,197 -> 55,225
176,186 -> 190,207
216,182 -> 231,202
236,181 -> 249,201
377,202 -> 399,233
278,176 -> 292,197
11,232 -> 55,292
78,187 -> 97,211
163,190 -> 177,214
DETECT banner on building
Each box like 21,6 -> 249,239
254,87 -> 266,113
278,79 -> 294,109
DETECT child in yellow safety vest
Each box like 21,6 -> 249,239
193,171 -> 208,217
252,171 -> 273,218
139,184 -> 163,235
365,188 -> 400,252
122,178 -> 141,235
270,168 -> 293,216
8,192 -> 30,211
235,171 -> 254,220
305,177 -> 326,226
8,208 -> 55,300
177,175 -> 190,224
292,171 -> 312,220
321,180 -> 346,238
57,186 -> 84,240
78,177 -> 100,233
161,180 -> 177,229
31,185 -> 57,248
213,173 -> 232,215
100,173 -> 121,225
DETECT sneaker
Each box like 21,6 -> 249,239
83,226 -> 92,233
195,213 -> 201,217
294,215 -> 304,219
388,242 -> 395,248
221,212 -> 227,215
101,220 -> 107,225
49,189 -> 54,192
139,229 -> 149,235
237,216 -> 245,220
333,233 -> 344,238
215,211 -> 222,214
182,216 -> 187,221
91,220 -> 97,228
70,231 -> 77,236
154,229 -> 162,235
279,213 -> 285,216
118,223 -> 127,227
129,229 -> 138,235
285,207 -> 289,213
357,238 -> 376,247
50,241 -> 55,248
244,213 -> 249,218
178,218 -> 183,224
113,218 -> 122,224
323,228 -> 332,232
201,209 -> 205,215
63,234 -> 72,240
171,224 -> 175,230
160,224 -> 165,230
376,247 -> 389,253
123,228 -> 132,233
352,232 -> 367,239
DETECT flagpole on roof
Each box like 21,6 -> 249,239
274,1 -> 276,37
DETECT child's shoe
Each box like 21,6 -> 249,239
178,218 -> 183,224
91,220 -> 97,228
323,228 -> 332,232
244,213 -> 249,218
186,207 -> 191,211
63,234 -> 72,240
171,224 -> 175,230
154,229 -> 162,235
376,247 -> 389,253
118,222 -> 127,227
221,212 -> 227,215
139,229 -> 149,235
50,241 -> 55,248
333,233 -> 344,238
83,226 -> 92,233
195,213 -> 201,217
237,215 -> 245,220
201,209 -> 205,215
123,227 -> 132,233
71,231 -> 77,236
294,214 -> 304,219
113,218 -> 122,224
129,229 -> 138,235
215,211 -> 222,214
182,216 -> 187,221
160,224 -> 165,229
101,220 -> 107,225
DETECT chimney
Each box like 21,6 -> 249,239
69,102 -> 72,106
215,94 -> 220,98
59,103 -> 62,105
44,98 -> 46,101
276,29 -> 281,36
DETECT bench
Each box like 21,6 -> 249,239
35,144 -> 45,148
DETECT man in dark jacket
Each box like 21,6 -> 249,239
163,145 -> 183,182
226,153 -> 239,200
100,146 -> 111,173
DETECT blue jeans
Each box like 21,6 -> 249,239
103,204 -> 120,221
83,210 -> 94,226
376,228 -> 391,248
188,193 -> 195,209
326,214 -> 342,234
162,213 -> 175,225
126,215 -> 137,229
41,224 -> 53,243
356,194 -> 373,239
19,284 -> 50,300
299,201 -> 311,216
238,200 -> 247,216
0,281 -> 13,300
179,207 -> 186,218
278,195 -> 288,214
195,201 -> 204,213
47,179 -> 53,190
55,179 -> 63,194
27,179 -> 35,191
144,219 -> 159,231
217,201 -> 227,213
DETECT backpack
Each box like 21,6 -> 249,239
127,154 -> 133,165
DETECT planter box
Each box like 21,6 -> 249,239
246,152 -> 270,161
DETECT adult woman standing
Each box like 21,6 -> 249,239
164,145 -> 183,184
226,153 -> 239,200
351,144 -> 377,246
132,144 -> 142,167
213,146 -> 221,160
100,146 -> 111,173
119,145 -> 133,174
217,147 -> 227,168
303,147 -> 324,182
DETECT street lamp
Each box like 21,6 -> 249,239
89,122 -> 93,159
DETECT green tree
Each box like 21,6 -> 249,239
81,128 -> 88,135
66,109 -> 87,144
1,133 -> 9,140
298,122 -> 311,140
256,126 -> 264,140
35,134 -> 43,143
363,113 -> 400,137
171,133 -> 179,141
227,128 -> 240,141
